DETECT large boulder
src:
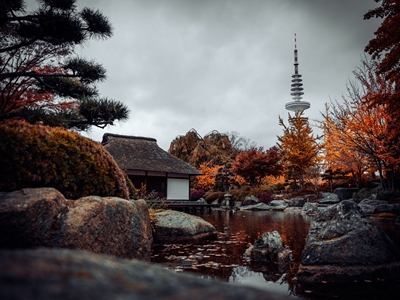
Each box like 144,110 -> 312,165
359,199 -> 389,216
296,200 -> 400,283
334,188 -> 361,201
151,210 -> 217,243
0,188 -> 152,260
0,188 -> 67,248
57,196 -> 152,260
0,248 -> 287,300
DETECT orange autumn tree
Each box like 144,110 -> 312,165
320,103 -> 375,188
169,129 -> 236,191
193,162 -> 221,191
277,110 -> 320,190
321,59 -> 399,189
169,129 -> 264,191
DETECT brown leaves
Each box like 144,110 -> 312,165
168,129 -> 234,168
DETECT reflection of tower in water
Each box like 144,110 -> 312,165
285,34 -> 310,113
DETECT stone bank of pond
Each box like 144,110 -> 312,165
151,209 -> 400,299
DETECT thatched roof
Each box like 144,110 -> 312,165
102,133 -> 201,175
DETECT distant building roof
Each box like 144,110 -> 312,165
102,133 -> 201,175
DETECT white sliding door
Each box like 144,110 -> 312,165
167,178 -> 189,200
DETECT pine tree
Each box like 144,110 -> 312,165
0,0 -> 129,130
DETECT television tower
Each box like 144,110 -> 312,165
285,34 -> 310,112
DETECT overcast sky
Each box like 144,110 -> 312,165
75,0 -> 382,151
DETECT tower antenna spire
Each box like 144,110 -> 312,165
285,34 -> 310,112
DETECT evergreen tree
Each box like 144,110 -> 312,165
277,110 -> 320,190
0,0 -> 129,130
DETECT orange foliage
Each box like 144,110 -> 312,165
194,162 -> 221,191
320,59 -> 399,189
278,110 -> 320,188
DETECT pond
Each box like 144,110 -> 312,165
151,209 -> 400,299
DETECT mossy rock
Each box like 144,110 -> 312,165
0,121 -> 129,199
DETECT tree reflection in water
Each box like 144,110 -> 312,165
151,209 -> 311,298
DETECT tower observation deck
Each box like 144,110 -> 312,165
285,35 -> 310,112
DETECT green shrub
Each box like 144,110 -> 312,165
0,120 -> 129,199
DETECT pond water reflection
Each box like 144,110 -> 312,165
151,209 -> 311,298
151,209 -> 400,299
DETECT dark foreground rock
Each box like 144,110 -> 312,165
0,248 -> 289,300
296,200 -> 400,283
151,210 -> 217,243
0,188 -> 152,260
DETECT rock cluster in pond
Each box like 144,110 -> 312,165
0,188 -> 153,260
245,231 -> 292,273
151,210 -> 217,243
0,248 -> 287,300
296,200 -> 400,283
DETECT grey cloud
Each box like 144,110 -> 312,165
77,0 -> 381,150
